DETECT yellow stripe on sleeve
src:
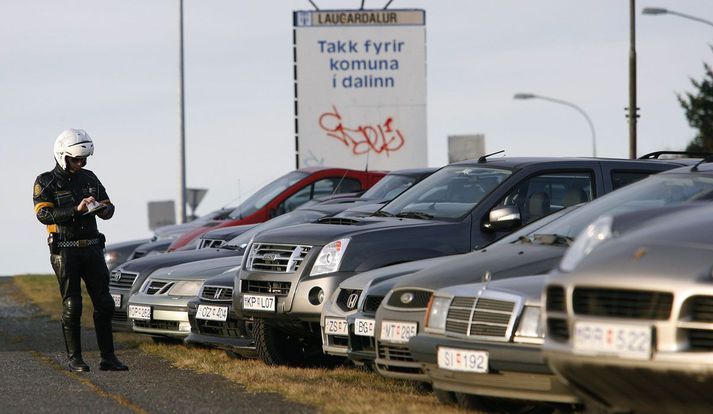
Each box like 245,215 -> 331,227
34,202 -> 54,215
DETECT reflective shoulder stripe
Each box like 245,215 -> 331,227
47,224 -> 57,233
34,202 -> 54,214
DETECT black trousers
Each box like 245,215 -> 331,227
50,245 -> 115,358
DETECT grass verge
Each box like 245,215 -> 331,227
12,275 -> 465,414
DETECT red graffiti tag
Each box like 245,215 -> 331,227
318,105 -> 405,156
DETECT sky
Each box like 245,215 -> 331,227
2,0 -> 711,275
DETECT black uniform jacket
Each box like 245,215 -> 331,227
33,164 -> 115,240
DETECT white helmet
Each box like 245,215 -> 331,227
54,129 -> 94,169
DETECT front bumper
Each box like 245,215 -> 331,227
129,295 -> 192,338
374,307 -> 428,381
185,301 -> 256,358
410,334 -> 578,404
238,270 -> 355,323
110,287 -> 133,332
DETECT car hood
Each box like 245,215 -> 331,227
340,256 -> 457,291
390,242 -> 566,291
201,271 -> 235,288
117,247 -> 238,274
251,217 -> 457,246
438,274 -> 548,305
149,256 -> 243,281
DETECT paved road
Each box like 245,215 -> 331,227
0,279 -> 314,414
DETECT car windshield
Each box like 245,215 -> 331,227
224,209 -> 326,248
495,173 -> 713,245
360,174 -> 421,201
228,171 -> 309,219
379,165 -> 512,220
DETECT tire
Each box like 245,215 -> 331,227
433,388 -> 457,406
455,392 -> 554,414
253,319 -> 310,366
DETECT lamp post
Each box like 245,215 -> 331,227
514,93 -> 597,157
178,0 -> 187,223
642,7 -> 713,28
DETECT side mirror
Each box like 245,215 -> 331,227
483,206 -> 521,232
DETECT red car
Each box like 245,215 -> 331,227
167,167 -> 387,251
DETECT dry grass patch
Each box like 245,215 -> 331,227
13,275 -> 465,414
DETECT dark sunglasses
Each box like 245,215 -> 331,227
67,157 -> 87,164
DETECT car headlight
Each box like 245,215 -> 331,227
424,296 -> 451,333
104,251 -> 119,265
559,215 -> 613,272
310,238 -> 350,276
513,306 -> 544,344
168,281 -> 203,296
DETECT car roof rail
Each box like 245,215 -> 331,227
691,155 -> 713,172
477,150 -> 505,163
638,150 -> 713,159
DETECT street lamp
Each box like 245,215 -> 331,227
514,93 -> 597,157
642,7 -> 713,28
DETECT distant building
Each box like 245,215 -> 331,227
448,134 -> 485,163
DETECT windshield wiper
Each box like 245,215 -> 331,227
516,236 -> 532,245
395,211 -> 434,220
372,210 -> 394,217
219,244 -> 243,251
532,234 -> 573,246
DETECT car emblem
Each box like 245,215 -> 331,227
632,247 -> 647,261
214,288 -> 223,300
400,292 -> 414,304
482,271 -> 491,285
263,253 -> 278,262
111,272 -> 121,283
346,293 -> 359,309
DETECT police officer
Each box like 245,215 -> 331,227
33,129 -> 128,372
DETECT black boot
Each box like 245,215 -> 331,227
99,354 -> 129,371
62,321 -> 89,372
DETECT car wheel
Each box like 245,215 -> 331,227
254,319 -> 309,366
433,388 -> 457,405
455,393 -> 554,414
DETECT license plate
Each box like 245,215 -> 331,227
574,321 -> 652,360
128,305 -> 151,320
354,318 -> 375,337
380,320 -> 418,344
242,294 -> 276,312
196,304 -> 228,321
325,318 -> 348,336
437,347 -> 489,373
111,293 -> 121,308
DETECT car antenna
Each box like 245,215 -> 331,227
691,155 -> 713,172
332,169 -> 349,196
477,150 -> 505,164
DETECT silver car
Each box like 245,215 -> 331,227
128,256 -> 242,339
543,202 -> 713,414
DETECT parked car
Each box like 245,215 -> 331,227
196,224 -> 258,250
128,258 -> 242,339
104,238 -> 151,271
128,238 -> 173,260
152,207 -> 236,241
237,156 -> 689,365
374,163 -> 713,383
185,271 -> 256,358
111,201 -> 384,332
167,167 -> 387,251
543,201 -> 713,414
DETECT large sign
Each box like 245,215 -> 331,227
293,9 -> 427,170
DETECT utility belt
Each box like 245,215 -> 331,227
48,233 -> 105,254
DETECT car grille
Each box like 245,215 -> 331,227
546,285 -> 566,312
386,289 -> 432,309
351,335 -> 376,353
328,335 -> 349,347
572,287 -> 673,320
241,280 -> 291,296
196,319 -> 242,337
201,286 -> 233,302
133,320 -> 180,331
318,217 -> 360,225
198,239 -> 225,249
245,243 -> 312,273
336,289 -> 362,312
377,343 -> 415,362
445,296 -> 515,339
547,318 -> 570,341
686,296 -> 713,323
112,310 -> 128,323
109,271 -> 138,289
686,329 -> 713,351
363,295 -> 385,314
146,280 -> 174,295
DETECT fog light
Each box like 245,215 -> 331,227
309,287 -> 325,305
179,322 -> 191,332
